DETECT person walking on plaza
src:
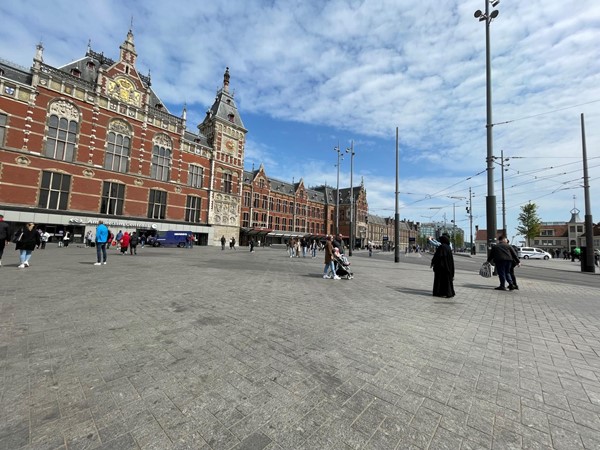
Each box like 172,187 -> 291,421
16,222 -> 41,268
63,230 -> 71,247
230,237 -> 236,250
506,238 -> 521,290
129,232 -> 139,255
0,214 -> 10,267
249,238 -> 255,252
221,235 -> 226,250
94,220 -> 109,265
57,229 -> 64,247
119,231 -> 130,255
186,233 -> 194,249
115,230 -> 123,250
430,234 -> 455,298
333,233 -> 344,255
323,235 -> 341,280
40,230 -> 50,249
488,235 -> 520,291
85,230 -> 93,247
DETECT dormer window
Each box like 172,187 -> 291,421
86,61 -> 95,70
228,113 -> 235,122
70,68 -> 81,78
0,68 -> 4,77
155,103 -> 163,110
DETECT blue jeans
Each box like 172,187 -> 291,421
19,249 -> 32,264
96,243 -> 107,263
496,260 -> 514,287
323,261 -> 336,277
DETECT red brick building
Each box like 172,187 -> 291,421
0,31 -> 369,246
0,31 -> 246,245
240,164 -> 370,247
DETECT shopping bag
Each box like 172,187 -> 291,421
479,262 -> 493,278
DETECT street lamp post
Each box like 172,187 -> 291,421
474,0 -> 500,251
468,187 -> 475,254
334,143 -> 343,235
346,141 -> 355,256
499,150 -> 509,234
448,196 -> 466,251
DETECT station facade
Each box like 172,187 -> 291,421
0,31 -> 370,246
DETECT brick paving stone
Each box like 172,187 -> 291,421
2,246 -> 600,448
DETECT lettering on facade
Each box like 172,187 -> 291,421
69,217 -> 156,228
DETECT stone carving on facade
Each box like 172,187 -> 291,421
82,168 -> 95,178
209,193 -> 239,226
49,100 -> 79,122
134,178 -> 144,186
108,118 -> 131,135
175,186 -> 182,194
153,133 -> 172,148
15,156 -> 31,166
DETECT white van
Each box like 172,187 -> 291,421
518,247 -> 552,260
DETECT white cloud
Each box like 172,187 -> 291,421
1,0 -> 599,237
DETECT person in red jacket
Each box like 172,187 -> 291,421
120,232 -> 130,255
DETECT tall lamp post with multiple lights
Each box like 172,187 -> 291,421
334,144 -> 343,235
474,0 -> 500,251
346,141 -> 355,256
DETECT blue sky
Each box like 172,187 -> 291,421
1,0 -> 599,242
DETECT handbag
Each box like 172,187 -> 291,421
11,230 -> 23,244
479,262 -> 493,278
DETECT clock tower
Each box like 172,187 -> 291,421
199,67 -> 247,243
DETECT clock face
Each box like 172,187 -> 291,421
224,138 -> 236,152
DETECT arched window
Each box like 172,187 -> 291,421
105,120 -> 131,173
151,134 -> 172,181
45,101 -> 79,161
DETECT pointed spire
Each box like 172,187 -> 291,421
119,29 -> 137,64
182,103 -> 187,121
223,67 -> 230,92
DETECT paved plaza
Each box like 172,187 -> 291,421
1,244 -> 600,449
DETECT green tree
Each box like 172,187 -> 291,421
516,203 -> 541,246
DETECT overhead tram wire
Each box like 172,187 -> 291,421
492,99 -> 600,127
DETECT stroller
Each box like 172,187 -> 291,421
333,253 -> 354,279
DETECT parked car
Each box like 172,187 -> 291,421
518,247 -> 552,260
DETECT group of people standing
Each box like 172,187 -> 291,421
430,234 -> 521,299
93,224 -> 141,265
287,237 -> 319,258
220,235 -> 237,250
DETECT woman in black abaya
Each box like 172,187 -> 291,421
430,234 -> 455,298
